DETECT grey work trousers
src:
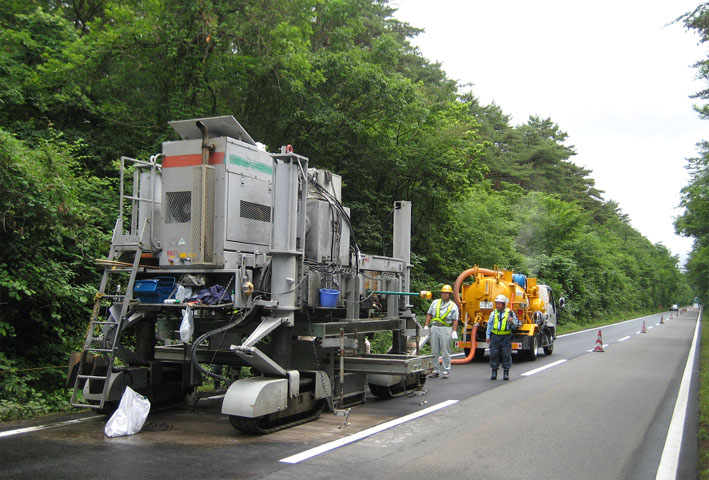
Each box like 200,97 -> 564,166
430,325 -> 452,374
489,333 -> 512,370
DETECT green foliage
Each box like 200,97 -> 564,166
0,129 -> 109,408
700,317 -> 709,480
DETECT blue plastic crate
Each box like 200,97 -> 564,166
133,277 -> 175,303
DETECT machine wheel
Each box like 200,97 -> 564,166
474,348 -> 486,361
91,400 -> 118,416
543,342 -> 554,356
369,383 -> 396,399
527,334 -> 538,361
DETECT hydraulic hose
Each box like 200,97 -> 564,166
188,305 -> 259,385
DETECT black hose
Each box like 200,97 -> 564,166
188,305 -> 260,385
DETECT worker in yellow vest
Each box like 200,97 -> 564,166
486,294 -> 520,380
424,285 -> 459,379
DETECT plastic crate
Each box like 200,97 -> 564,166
133,276 -> 175,303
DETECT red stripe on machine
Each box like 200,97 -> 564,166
163,152 -> 225,167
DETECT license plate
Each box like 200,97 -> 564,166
480,301 -> 493,309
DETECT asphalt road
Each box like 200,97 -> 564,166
0,310 -> 700,480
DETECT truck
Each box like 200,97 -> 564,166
66,115 -> 433,433
453,266 -> 564,361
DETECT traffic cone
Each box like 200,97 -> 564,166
660,315 -> 664,324
640,320 -> 647,333
592,329 -> 604,352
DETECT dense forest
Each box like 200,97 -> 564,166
676,3 -> 709,305
0,0 -> 699,418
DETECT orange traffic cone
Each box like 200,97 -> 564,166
660,315 -> 664,324
592,329 -> 604,352
640,320 -> 647,333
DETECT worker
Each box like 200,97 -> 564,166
424,285 -> 459,379
486,294 -> 520,380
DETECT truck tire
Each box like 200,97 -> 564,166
527,334 -> 538,361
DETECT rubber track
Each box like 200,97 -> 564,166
229,403 -> 325,434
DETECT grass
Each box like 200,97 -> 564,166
700,313 -> 708,479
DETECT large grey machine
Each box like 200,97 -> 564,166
68,116 -> 433,433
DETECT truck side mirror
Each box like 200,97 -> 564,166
558,297 -> 566,309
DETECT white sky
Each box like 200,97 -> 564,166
393,0 -> 707,267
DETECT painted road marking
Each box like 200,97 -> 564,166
618,336 -> 631,342
557,313 -> 657,338
280,399 -> 459,464
656,308 -> 702,479
0,416 -> 99,438
521,359 -> 567,376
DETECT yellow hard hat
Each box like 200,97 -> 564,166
441,285 -> 453,293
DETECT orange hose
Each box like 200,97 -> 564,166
451,324 -> 478,364
448,266 -> 495,366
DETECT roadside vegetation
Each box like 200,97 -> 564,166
700,313 -> 708,479
0,0 -> 704,425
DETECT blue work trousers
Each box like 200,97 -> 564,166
489,333 -> 512,370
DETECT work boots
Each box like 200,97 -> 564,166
503,369 -> 510,381
491,369 -> 498,380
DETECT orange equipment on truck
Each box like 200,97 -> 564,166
452,266 -> 564,362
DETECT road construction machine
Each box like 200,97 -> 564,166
67,115 -> 433,433
453,266 -> 564,361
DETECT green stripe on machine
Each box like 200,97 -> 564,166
229,154 -> 273,174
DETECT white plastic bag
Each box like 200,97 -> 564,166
179,305 -> 193,343
104,387 -> 151,438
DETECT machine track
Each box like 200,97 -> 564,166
228,401 -> 325,434
369,375 -> 427,399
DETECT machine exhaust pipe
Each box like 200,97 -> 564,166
196,120 -> 212,165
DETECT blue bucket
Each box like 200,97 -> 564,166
319,288 -> 340,308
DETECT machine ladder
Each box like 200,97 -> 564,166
70,221 -> 152,410
70,156 -> 161,411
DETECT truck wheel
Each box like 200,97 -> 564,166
527,335 -> 538,361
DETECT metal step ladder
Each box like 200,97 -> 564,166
70,155 -> 162,410
70,221 -> 150,410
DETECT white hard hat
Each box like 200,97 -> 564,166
494,295 -> 508,304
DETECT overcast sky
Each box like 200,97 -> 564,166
393,0 -> 706,266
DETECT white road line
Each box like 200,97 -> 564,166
0,416 -> 98,438
557,313 -> 657,338
521,359 -> 567,376
618,336 -> 631,342
648,326 -> 654,330
280,399 -> 459,464
656,309 -> 702,479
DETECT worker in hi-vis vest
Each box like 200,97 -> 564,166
424,285 -> 459,379
486,294 -> 520,380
